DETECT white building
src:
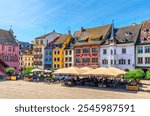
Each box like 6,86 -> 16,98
33,30 -> 61,69
64,49 -> 74,68
100,23 -> 141,70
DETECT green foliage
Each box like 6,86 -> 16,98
5,68 -> 15,75
146,70 -> 150,79
124,69 -> 145,81
22,66 -> 36,75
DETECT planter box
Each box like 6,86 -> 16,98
11,76 -> 17,81
126,85 -> 139,91
23,77 -> 33,82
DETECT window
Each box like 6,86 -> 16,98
92,48 -> 98,53
65,64 -> 68,67
138,57 -> 143,64
83,48 -> 90,53
114,49 -> 116,55
40,40 -> 43,44
82,58 -> 90,63
76,49 -> 80,54
69,57 -> 72,62
145,57 -> 150,64
114,60 -> 116,64
57,58 -> 60,61
54,51 -> 57,55
69,63 -> 72,67
92,58 -> 98,63
46,51 -> 48,55
111,60 -> 113,64
122,48 -> 126,54
2,45 -> 4,51
54,64 -> 56,68
54,58 -> 57,61
76,58 -> 80,63
111,50 -> 113,55
57,64 -> 60,68
36,41 -> 39,44
103,49 -> 107,54
119,59 -> 126,64
65,57 -> 68,62
13,46 -> 16,52
137,47 -> 143,53
65,51 -> 68,55
102,59 -> 108,64
58,51 -> 60,54
128,59 -> 131,65
69,50 -> 72,55
145,46 -> 150,53
8,47 -> 12,52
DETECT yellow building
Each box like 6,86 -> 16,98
52,34 -> 72,69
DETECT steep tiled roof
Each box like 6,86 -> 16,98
115,24 -> 141,43
0,29 -> 18,46
35,31 -> 61,40
53,34 -> 70,44
74,24 -> 112,46
138,20 -> 150,44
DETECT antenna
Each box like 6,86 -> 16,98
10,25 -> 13,29
67,26 -> 71,34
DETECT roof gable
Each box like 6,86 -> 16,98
0,29 -> 18,46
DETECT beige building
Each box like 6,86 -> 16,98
19,49 -> 34,69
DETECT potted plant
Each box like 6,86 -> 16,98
5,68 -> 16,80
22,66 -> 36,81
124,69 -> 145,91
146,70 -> 150,80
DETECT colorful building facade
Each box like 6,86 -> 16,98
136,20 -> 150,70
44,36 -> 60,69
21,49 -> 34,68
100,23 -> 141,70
0,29 -> 19,73
73,25 -> 112,68
34,31 -> 61,69
18,41 -> 33,70
52,33 -> 72,69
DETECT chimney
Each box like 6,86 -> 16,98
80,27 -> 84,32
111,19 -> 114,39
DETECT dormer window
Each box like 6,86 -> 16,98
122,38 -> 128,42
91,38 -> 100,42
144,29 -> 149,33
147,38 -> 150,41
125,32 -> 131,36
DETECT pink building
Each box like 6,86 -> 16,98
0,29 -> 19,73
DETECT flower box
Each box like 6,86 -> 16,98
126,85 -> 139,91
11,76 -> 17,81
23,77 -> 33,82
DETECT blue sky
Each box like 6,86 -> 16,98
0,0 -> 150,42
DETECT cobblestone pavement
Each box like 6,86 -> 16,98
0,80 -> 150,99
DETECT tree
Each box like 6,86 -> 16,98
124,69 -> 145,85
146,70 -> 150,80
5,68 -> 15,75
22,66 -> 36,75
